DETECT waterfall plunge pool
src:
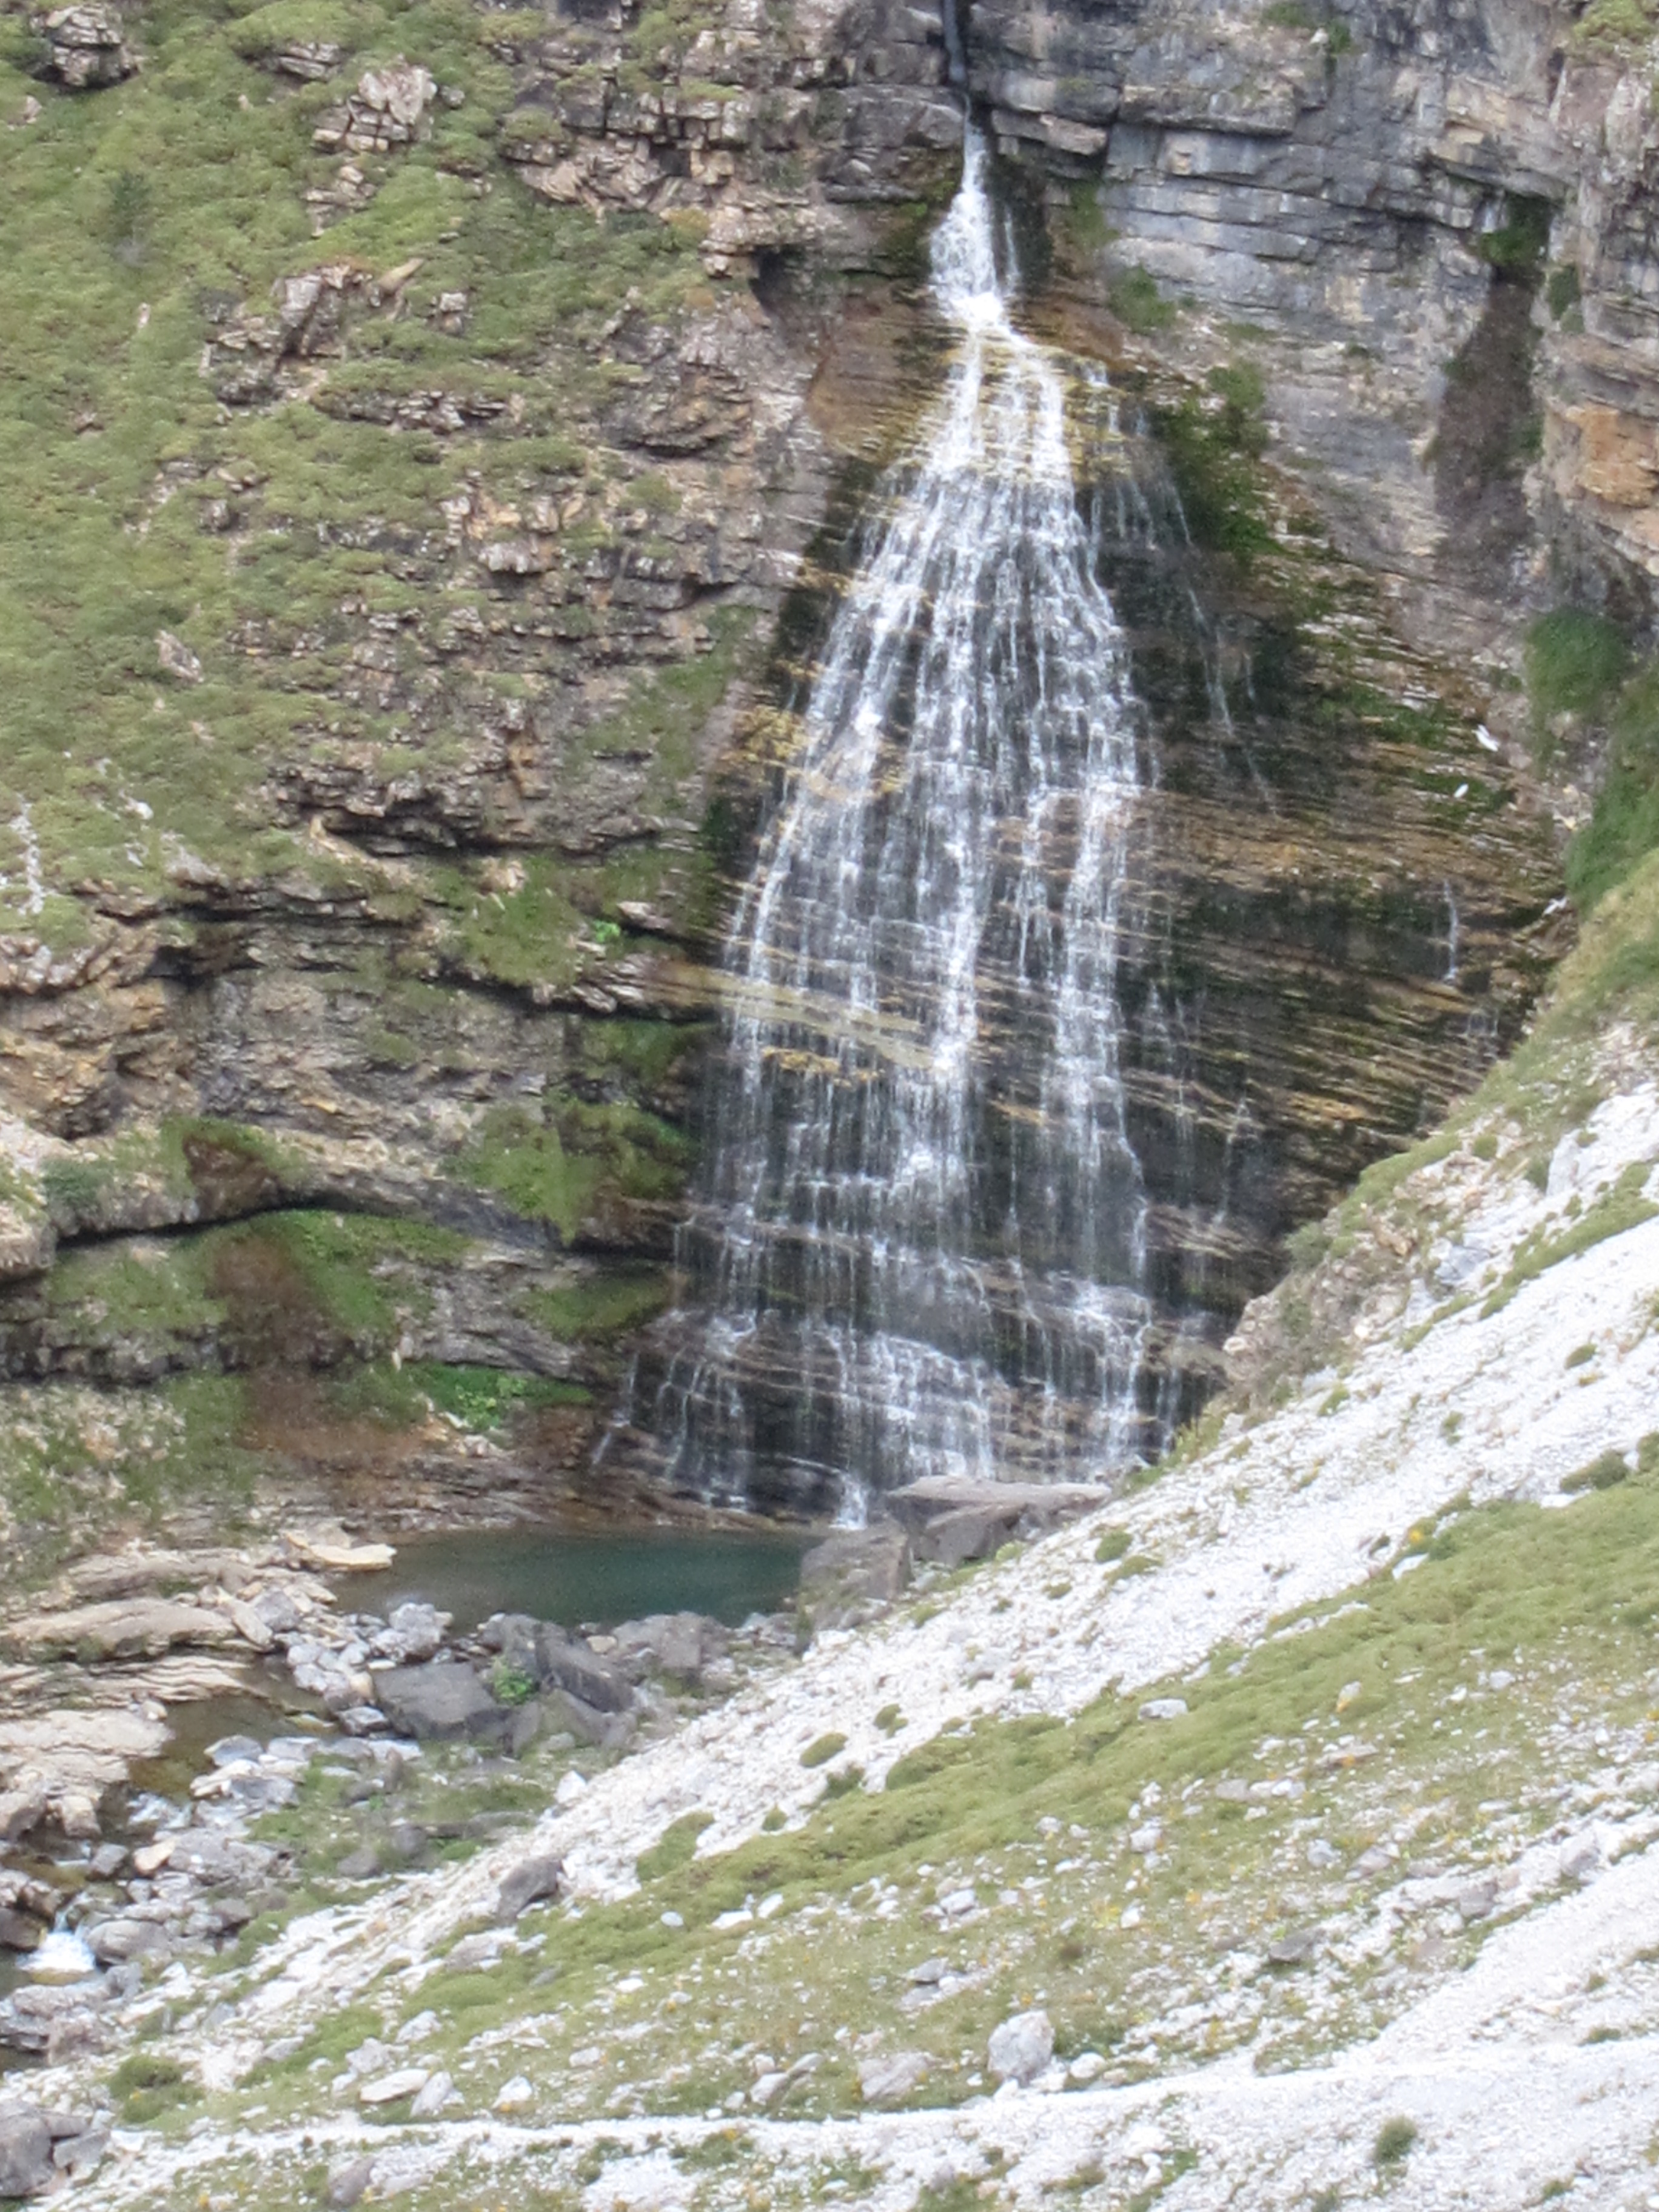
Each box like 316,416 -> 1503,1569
352,1524 -> 811,1637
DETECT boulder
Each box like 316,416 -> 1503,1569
372,1663 -> 508,1743
533,1625 -> 632,1715
541,1687 -> 635,1752
799,1526 -> 911,1617
478,1613 -> 540,1679
887,1477 -> 1101,1563
987,2008 -> 1054,2085
358,2068 -> 428,2107
326,2156 -> 378,2208
856,2050 -> 930,2105
0,1786 -> 46,1845
85,1918 -> 168,1966
0,2105 -> 53,2200
36,4 -> 134,90
0,1986 -> 107,2062
281,1526 -> 394,1572
614,1611 -> 729,1683
0,1911 -> 44,1956
385,1601 -> 445,1661
494,1851 -> 563,1922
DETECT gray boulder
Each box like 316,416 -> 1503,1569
37,4 -> 135,91
533,1626 -> 632,1714
494,1851 -> 564,1922
614,1612 -> 729,1683
799,1526 -> 911,1621
541,1687 -> 635,1752
0,2106 -> 53,2200
987,2008 -> 1054,2085
326,2155 -> 378,2208
888,1476 -> 1101,1564
386,1601 -> 446,1661
856,2049 -> 930,2105
85,1919 -> 169,1966
373,1663 -> 508,1743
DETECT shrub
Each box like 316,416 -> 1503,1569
489,1658 -> 536,1707
800,1731 -> 848,1769
1526,609 -> 1629,728
1562,1450 -> 1629,1494
1373,2116 -> 1418,2168
1095,1527 -> 1132,1563
636,1810 -> 714,1882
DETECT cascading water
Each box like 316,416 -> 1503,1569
625,116 -> 1162,1517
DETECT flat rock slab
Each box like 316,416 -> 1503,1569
283,1527 -> 395,1572
1,1600 -> 234,1664
887,1478 -> 1103,1564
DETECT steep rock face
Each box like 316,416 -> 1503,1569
970,0 -> 1659,659
0,0 -> 962,1551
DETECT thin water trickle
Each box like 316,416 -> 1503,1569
631,124 -> 1158,1514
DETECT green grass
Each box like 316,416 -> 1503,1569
1526,609 -> 1629,729
1152,373 -> 1275,566
404,1361 -> 591,1429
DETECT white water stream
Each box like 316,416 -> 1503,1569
641,124 -> 1155,1513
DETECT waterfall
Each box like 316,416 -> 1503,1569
632,122 -> 1156,1516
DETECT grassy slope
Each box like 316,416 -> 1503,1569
0,0 -> 722,936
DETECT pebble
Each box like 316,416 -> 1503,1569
494,2074 -> 534,2111
1138,1698 -> 1188,1722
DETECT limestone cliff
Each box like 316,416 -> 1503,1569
971,0 -> 1659,668
0,0 -> 1647,1552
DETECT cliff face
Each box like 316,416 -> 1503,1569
0,0 -> 1626,1549
0,0 -> 964,1550
970,0 -> 1659,662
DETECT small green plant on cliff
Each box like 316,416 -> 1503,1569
1152,368 -> 1274,566
1567,663 -> 1659,907
1475,197 -> 1551,275
1525,609 -> 1629,734
1108,266 -> 1176,334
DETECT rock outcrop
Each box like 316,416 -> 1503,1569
969,0 -> 1659,659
